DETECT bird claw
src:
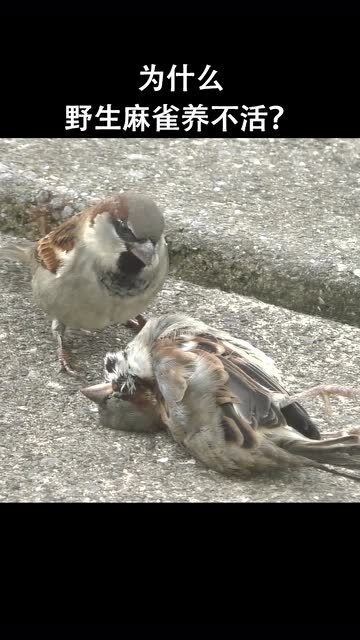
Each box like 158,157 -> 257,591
321,429 -> 347,438
280,384 -> 360,411
125,314 -> 147,332
58,349 -> 79,377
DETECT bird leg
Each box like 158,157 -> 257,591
51,319 -> 78,376
279,384 -> 360,416
320,429 -> 348,438
124,314 -> 147,332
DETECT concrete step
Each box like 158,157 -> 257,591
0,230 -> 359,501
1,138 -> 360,326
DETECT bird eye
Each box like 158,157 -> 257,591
113,219 -> 137,242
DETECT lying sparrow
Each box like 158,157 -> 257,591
0,192 -> 168,373
81,314 -> 360,482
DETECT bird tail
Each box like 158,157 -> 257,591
0,241 -> 35,265
265,426 -> 360,481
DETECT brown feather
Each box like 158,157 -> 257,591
35,237 -> 61,274
153,343 -> 198,367
34,194 -> 131,274
87,195 -> 129,225
50,217 -> 80,251
165,335 -> 272,449
34,214 -> 83,273
155,337 -> 261,449
192,335 -> 226,356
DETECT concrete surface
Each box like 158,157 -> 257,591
1,232 -> 360,502
1,138 -> 360,326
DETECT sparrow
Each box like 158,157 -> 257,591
81,313 -> 360,482
0,191 -> 168,374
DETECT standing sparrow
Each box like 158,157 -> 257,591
0,192 -> 168,373
82,314 -> 360,482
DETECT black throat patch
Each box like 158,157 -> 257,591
98,250 -> 150,297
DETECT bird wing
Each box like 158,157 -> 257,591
150,332 -> 360,480
35,214 -> 83,274
152,331 -> 319,449
143,314 -> 319,440
196,332 -> 320,440
150,334 -> 285,474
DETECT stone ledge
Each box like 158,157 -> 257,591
1,138 -> 360,326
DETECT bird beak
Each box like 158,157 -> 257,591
81,382 -> 113,403
130,240 -> 155,266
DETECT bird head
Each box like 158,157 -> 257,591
82,191 -> 165,271
81,344 -> 161,432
